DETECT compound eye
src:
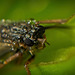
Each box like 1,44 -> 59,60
24,38 -> 34,46
33,26 -> 45,38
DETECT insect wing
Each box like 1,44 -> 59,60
0,42 -> 11,57
0,22 -> 12,57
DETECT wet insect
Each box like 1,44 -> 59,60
0,18 -> 69,75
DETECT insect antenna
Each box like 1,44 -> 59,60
44,25 -> 71,30
37,19 -> 71,30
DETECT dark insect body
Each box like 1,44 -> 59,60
0,19 -> 68,75
1,20 -> 46,53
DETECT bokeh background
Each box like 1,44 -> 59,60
0,0 -> 75,75
0,0 -> 75,20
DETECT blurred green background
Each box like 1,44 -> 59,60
0,0 -> 75,20
0,0 -> 75,75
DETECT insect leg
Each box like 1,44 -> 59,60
16,52 -> 23,64
0,52 -> 20,69
38,34 -> 50,47
37,19 -> 67,24
24,55 -> 35,75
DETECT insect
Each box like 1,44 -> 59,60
0,18 -> 70,75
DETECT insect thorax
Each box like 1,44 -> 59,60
1,19 -> 46,53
